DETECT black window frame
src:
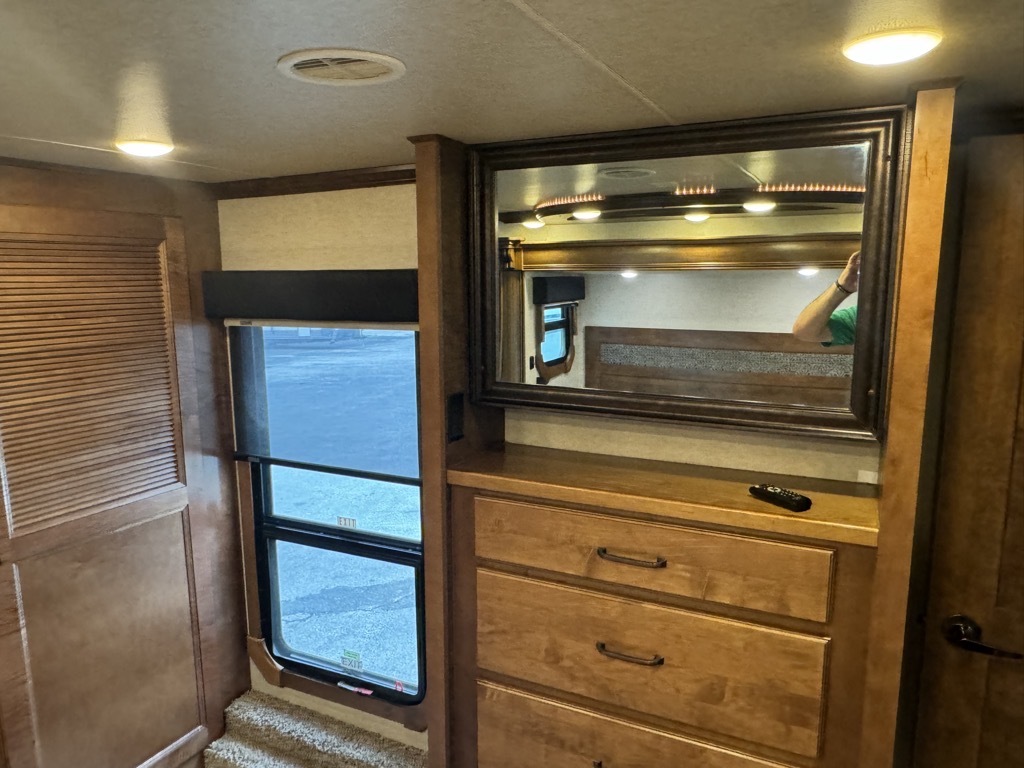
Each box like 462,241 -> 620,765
230,323 -> 426,706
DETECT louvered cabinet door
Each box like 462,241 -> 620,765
0,206 -> 207,768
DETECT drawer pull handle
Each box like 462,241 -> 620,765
596,547 -> 667,569
595,641 -> 665,667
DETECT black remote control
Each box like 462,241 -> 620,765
748,483 -> 812,512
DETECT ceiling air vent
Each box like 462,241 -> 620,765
277,49 -> 406,86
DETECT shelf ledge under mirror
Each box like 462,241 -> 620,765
470,107 -> 907,439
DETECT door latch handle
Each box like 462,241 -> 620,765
942,615 -> 1023,659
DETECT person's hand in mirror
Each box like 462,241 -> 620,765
792,250 -> 860,346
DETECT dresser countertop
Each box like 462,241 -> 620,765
448,445 -> 879,547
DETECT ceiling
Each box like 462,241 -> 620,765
1,0 -> 1021,183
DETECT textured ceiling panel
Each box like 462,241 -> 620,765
0,0 -> 1020,181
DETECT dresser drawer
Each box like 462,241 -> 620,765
477,570 -> 828,758
478,682 -> 788,768
475,496 -> 835,622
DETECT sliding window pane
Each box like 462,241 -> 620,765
268,465 -> 421,542
257,327 -> 420,478
271,541 -> 420,695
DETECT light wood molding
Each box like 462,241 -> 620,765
475,496 -> 835,622
137,726 -> 209,768
861,87 -> 957,766
450,446 -> 879,547
477,569 -> 829,757
478,682 -> 789,768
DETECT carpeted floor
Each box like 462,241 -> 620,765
204,691 -> 428,768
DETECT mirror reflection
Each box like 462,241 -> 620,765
494,143 -> 867,410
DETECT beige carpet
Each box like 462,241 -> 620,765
204,691 -> 427,768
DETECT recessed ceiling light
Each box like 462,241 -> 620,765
573,207 -> 602,220
277,48 -> 406,85
743,199 -> 776,213
115,140 -> 174,157
683,211 -> 711,222
521,217 -> 545,229
621,270 -> 638,279
798,267 -> 820,277
843,29 -> 943,66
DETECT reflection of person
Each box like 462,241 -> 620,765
792,251 -> 859,346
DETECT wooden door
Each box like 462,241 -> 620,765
0,205 -> 210,768
914,134 -> 1024,767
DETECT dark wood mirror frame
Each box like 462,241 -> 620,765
469,107 -> 908,439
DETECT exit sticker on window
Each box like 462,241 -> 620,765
341,650 -> 364,672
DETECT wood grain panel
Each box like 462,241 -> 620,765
478,682 -> 788,768
475,496 -> 834,621
14,512 -> 200,768
0,234 -> 182,537
476,570 -> 828,757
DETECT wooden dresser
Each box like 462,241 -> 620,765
447,446 -> 879,768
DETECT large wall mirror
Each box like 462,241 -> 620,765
470,108 -> 906,438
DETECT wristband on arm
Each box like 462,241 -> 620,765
834,280 -> 852,295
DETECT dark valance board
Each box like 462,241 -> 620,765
202,269 -> 418,323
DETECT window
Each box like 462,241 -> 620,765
230,324 -> 424,704
539,305 -> 570,365
534,302 -> 577,383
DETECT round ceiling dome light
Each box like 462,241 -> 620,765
743,199 -> 777,213
521,217 -> 545,229
683,211 -> 711,222
798,267 -> 820,277
842,29 -> 943,66
277,48 -> 406,85
115,140 -> 174,157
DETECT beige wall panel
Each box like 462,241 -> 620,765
218,185 -> 417,270
505,409 -> 880,483
16,512 -> 200,768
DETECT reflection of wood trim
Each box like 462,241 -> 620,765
585,326 -> 852,409
520,233 -> 861,271
235,462 -> 263,638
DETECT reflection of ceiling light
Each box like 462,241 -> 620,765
843,29 -> 943,66
573,207 -> 602,220
521,217 -> 545,229
116,139 -> 174,157
621,270 -> 638,279
674,185 -> 716,196
757,183 -> 866,193
798,267 -> 820,276
743,199 -> 776,213
683,211 -> 711,223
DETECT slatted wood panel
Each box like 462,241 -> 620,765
0,233 -> 183,537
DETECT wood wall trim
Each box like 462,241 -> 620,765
861,87 -> 957,766
247,636 -> 284,686
209,164 -> 415,200
413,134 -> 505,768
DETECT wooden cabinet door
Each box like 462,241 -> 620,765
0,205 -> 209,768
913,135 -> 1024,767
